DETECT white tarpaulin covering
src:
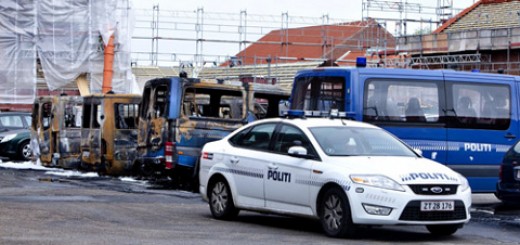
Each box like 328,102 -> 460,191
0,0 -> 134,104
0,1 -> 37,104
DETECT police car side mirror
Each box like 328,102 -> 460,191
288,146 -> 312,159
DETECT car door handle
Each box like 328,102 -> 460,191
230,156 -> 239,164
268,163 -> 278,170
505,133 -> 516,139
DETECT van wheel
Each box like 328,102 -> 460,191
191,160 -> 200,193
208,179 -> 239,220
426,224 -> 461,236
140,162 -> 154,177
319,187 -> 357,238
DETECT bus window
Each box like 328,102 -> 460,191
363,79 -> 440,123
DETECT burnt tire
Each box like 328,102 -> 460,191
319,187 -> 357,238
17,141 -> 32,161
191,160 -> 200,193
426,224 -> 461,236
208,178 -> 239,220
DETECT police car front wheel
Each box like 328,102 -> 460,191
319,187 -> 357,238
209,179 -> 239,220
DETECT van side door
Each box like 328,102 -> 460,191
81,98 -> 102,166
360,72 -> 447,164
39,100 -> 54,164
176,86 -> 246,171
444,73 -> 518,192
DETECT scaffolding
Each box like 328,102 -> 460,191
361,0 -> 457,37
131,1 -> 480,71
131,6 -> 386,67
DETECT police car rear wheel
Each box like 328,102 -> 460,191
319,187 -> 356,238
426,224 -> 460,236
209,179 -> 239,220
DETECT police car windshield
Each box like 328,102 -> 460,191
309,126 -> 416,157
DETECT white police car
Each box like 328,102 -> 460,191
199,111 -> 471,238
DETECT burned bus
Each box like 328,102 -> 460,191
136,77 -> 290,188
80,93 -> 141,175
31,95 -> 83,169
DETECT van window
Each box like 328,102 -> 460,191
182,87 -> 243,119
450,83 -> 510,130
42,102 -> 52,130
64,102 -> 82,128
250,92 -> 288,119
115,103 -> 139,129
364,80 -> 440,123
31,103 -> 39,130
153,85 -> 168,118
140,85 -> 168,119
292,76 -> 345,111
82,103 -> 101,129
140,86 -> 151,118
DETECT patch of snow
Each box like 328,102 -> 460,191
0,161 -> 53,171
45,170 -> 99,178
119,177 -> 148,185
0,160 -> 99,178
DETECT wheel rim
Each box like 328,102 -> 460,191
323,194 -> 343,231
22,144 -> 32,160
211,182 -> 229,214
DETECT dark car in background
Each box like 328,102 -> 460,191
496,140 -> 520,203
0,112 -> 31,132
0,129 -> 32,161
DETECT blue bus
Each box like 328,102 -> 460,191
289,65 -> 519,192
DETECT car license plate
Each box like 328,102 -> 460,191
420,201 -> 454,211
83,151 -> 90,158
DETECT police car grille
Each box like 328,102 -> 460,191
399,200 -> 466,221
408,184 -> 458,195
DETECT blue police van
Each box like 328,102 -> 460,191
289,63 -> 519,192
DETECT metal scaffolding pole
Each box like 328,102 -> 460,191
151,4 -> 159,66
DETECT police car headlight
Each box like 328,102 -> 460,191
458,173 -> 470,192
350,174 -> 405,192
0,133 -> 17,143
